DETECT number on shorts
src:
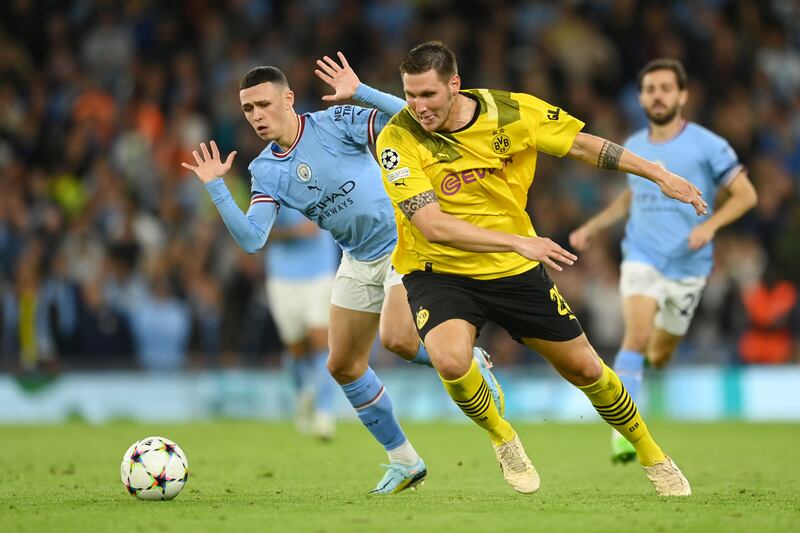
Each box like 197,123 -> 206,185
677,293 -> 699,317
549,285 -> 576,319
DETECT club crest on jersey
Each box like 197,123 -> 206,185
491,129 -> 510,154
416,307 -> 429,329
381,148 -> 400,170
296,162 -> 313,182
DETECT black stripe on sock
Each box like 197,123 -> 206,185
596,393 -> 633,420
456,384 -> 491,417
593,384 -> 630,411
602,406 -> 639,427
456,380 -> 489,405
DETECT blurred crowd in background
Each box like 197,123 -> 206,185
1,0 -> 798,373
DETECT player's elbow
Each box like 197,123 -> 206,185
744,185 -> 758,210
239,234 -> 266,254
416,220 -> 448,244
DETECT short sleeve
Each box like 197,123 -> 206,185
376,125 -> 433,206
705,134 -> 741,186
516,93 -> 585,157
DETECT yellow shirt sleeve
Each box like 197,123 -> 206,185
516,93 -> 585,157
376,124 -> 433,207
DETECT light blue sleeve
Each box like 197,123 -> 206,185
354,83 -> 405,140
322,84 -> 405,146
353,83 -> 406,116
705,133 -> 741,186
205,178 -> 279,254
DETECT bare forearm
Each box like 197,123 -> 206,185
420,213 -> 523,252
569,133 -> 664,184
705,176 -> 758,232
399,191 -> 520,253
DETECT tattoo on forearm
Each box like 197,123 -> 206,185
399,190 -> 437,219
597,140 -> 624,170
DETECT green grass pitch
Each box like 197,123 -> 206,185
1,421 -> 798,532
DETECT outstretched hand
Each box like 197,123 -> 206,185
659,170 -> 708,216
180,140 -> 237,184
315,51 -> 360,102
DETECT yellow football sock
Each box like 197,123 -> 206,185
441,359 -> 515,445
578,362 -> 665,466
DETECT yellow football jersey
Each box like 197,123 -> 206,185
377,89 -> 584,279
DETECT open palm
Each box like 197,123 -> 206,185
181,141 -> 237,184
315,51 -> 360,102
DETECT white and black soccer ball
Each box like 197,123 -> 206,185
121,436 -> 189,501
380,148 -> 400,170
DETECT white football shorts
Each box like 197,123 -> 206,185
619,261 -> 706,336
266,274 -> 335,345
330,251 -> 403,314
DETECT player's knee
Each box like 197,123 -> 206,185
433,350 -> 472,381
326,355 -> 363,385
564,356 -> 603,387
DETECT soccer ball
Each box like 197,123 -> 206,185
120,436 -> 189,501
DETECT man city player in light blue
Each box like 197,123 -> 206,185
264,207 -> 339,440
569,58 -> 757,463
181,53 -> 502,494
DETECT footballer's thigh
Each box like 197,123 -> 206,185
326,304 -> 380,384
619,261 -> 663,352
523,334 -> 603,387
379,282 -> 421,361
620,295 -> 659,352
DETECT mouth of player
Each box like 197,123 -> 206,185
419,114 -> 437,126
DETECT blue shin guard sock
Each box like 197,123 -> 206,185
341,367 -> 407,451
409,343 -> 433,367
285,353 -> 311,392
613,349 -> 645,403
312,349 -> 336,414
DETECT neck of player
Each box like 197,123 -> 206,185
276,111 -> 300,150
649,114 -> 685,142
441,93 -> 477,132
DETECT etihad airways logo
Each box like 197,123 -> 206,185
305,180 -> 356,220
440,168 -> 497,196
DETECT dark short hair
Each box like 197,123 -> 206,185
637,58 -> 688,91
399,41 -> 458,81
239,66 -> 288,90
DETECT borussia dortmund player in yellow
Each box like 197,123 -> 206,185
377,41 -> 705,496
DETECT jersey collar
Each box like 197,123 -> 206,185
647,119 -> 688,145
271,114 -> 305,158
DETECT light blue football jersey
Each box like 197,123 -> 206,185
622,122 -> 742,279
248,105 -> 397,261
265,207 -> 339,280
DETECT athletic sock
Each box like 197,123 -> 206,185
577,362 -> 665,466
311,349 -> 335,414
387,439 -> 420,466
341,367 -> 408,452
614,349 -> 645,403
441,359 -> 515,445
409,343 -> 433,367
